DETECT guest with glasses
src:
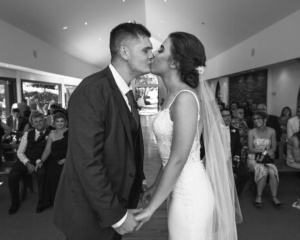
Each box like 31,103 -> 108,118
278,106 -> 292,142
221,108 -> 250,196
231,107 -> 249,161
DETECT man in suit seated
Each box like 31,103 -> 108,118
7,108 -> 29,140
287,105 -> 300,140
221,108 -> 250,196
8,111 -> 51,215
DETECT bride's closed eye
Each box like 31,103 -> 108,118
158,46 -> 165,53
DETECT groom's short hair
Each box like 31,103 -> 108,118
110,22 -> 151,60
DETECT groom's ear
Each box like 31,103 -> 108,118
120,46 -> 129,61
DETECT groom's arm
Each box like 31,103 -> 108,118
69,82 -> 127,228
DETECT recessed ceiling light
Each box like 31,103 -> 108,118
164,0 -> 167,2
128,20 -> 131,23
123,0 -> 125,2
160,20 -> 163,23
99,38 -> 102,40
62,26 -> 68,30
85,22 -> 88,25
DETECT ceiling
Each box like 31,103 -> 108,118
1,0 -> 300,70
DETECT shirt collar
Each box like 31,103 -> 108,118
35,128 -> 46,136
109,64 -> 132,95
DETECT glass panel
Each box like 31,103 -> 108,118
135,86 -> 158,115
0,83 -> 6,122
65,85 -> 77,108
22,81 -> 61,114
135,74 -> 158,85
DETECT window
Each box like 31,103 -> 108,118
22,80 -> 61,114
135,74 -> 159,115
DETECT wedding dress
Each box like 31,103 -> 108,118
152,90 -> 215,240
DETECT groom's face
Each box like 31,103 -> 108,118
127,36 -> 153,77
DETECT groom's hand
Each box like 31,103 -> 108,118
114,209 -> 143,235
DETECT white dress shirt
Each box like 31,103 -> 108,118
109,64 -> 131,228
109,64 -> 132,111
17,129 -> 47,165
12,117 -> 19,131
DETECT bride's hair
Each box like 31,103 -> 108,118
169,32 -> 206,88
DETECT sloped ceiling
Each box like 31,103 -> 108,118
1,0 -> 300,70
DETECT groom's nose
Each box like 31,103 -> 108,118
149,52 -> 154,61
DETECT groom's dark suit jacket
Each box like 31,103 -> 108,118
52,67 -> 145,240
229,126 -> 242,159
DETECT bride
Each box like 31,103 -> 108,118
135,32 -> 241,240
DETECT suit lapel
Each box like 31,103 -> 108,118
104,67 -> 134,153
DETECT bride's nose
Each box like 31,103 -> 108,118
153,50 -> 159,57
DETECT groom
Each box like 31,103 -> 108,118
52,22 -> 153,240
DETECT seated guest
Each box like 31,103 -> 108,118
230,101 -> 239,116
278,106 -> 292,142
46,104 -> 59,130
247,111 -> 282,208
0,108 -> 11,168
23,109 -> 33,132
8,111 -> 51,215
287,105 -> 300,140
241,100 -> 253,121
286,131 -> 300,169
17,98 -> 30,117
256,104 -> 282,141
221,108 -> 250,196
231,107 -> 249,160
39,111 -> 68,210
7,108 -> 29,140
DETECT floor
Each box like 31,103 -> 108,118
0,115 -> 300,240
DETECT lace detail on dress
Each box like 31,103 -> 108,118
152,90 -> 205,195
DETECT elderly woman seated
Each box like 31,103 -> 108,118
286,130 -> 300,169
247,111 -> 282,208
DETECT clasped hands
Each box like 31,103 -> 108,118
115,186 -> 155,235
256,149 -> 275,162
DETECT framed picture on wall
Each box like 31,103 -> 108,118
229,69 -> 268,106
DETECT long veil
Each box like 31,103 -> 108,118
197,68 -> 243,240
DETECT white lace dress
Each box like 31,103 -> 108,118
152,90 -> 215,240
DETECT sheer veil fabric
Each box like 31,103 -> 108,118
197,67 -> 243,240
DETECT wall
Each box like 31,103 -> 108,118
268,61 -> 300,116
208,77 -> 229,106
0,19 -> 99,79
206,9 -> 300,80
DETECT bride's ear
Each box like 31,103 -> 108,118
169,58 -> 178,69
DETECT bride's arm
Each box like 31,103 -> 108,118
136,93 -> 198,223
141,164 -> 163,204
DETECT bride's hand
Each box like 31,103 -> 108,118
135,208 -> 153,231
140,185 -> 155,206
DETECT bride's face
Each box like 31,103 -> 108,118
151,38 -> 173,76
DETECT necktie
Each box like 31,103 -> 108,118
13,118 -> 16,131
37,132 -> 43,141
126,90 -> 140,127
